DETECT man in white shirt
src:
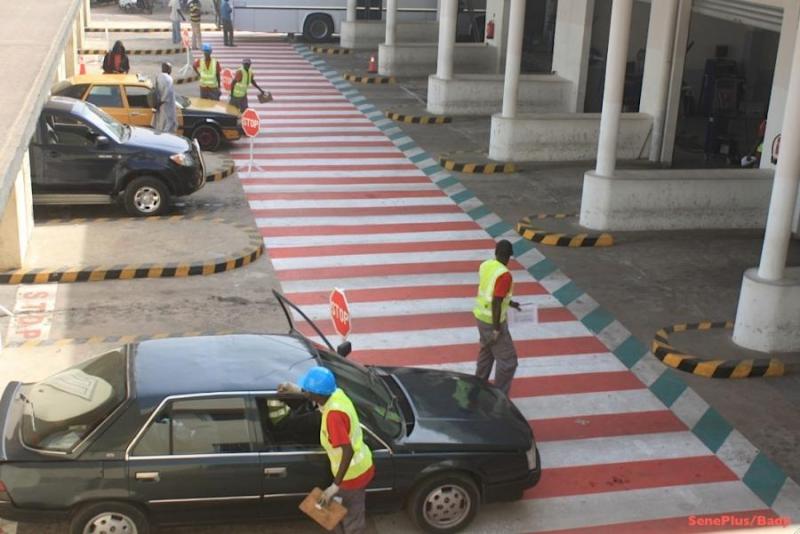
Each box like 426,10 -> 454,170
168,0 -> 185,44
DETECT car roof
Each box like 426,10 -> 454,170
132,334 -> 319,407
66,73 -> 150,87
43,96 -> 85,114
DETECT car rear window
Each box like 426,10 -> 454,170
53,83 -> 89,100
20,350 -> 128,453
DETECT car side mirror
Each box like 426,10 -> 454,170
95,135 -> 110,148
337,342 -> 352,358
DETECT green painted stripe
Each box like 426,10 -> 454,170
486,221 -> 513,238
409,153 -> 428,163
649,370 -> 687,407
422,164 -> 440,176
397,141 -> 416,151
613,335 -> 648,368
529,258 -> 557,280
552,281 -> 583,306
512,239 -> 534,256
743,452 -> 787,506
581,307 -> 616,334
468,205 -> 492,220
450,190 -> 474,204
692,408 -> 733,453
436,176 -> 459,189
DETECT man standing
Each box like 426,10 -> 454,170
473,239 -> 521,395
221,0 -> 234,46
193,44 -> 221,100
154,63 -> 178,134
188,0 -> 202,50
280,367 -> 373,534
168,0 -> 185,44
229,58 -> 266,111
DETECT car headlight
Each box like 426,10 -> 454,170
170,152 -> 194,166
526,445 -> 538,470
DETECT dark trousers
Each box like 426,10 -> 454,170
334,487 -> 366,534
475,319 -> 518,395
223,20 -> 234,45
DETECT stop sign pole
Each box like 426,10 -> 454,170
241,108 -> 260,173
330,288 -> 352,342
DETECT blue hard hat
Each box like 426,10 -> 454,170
202,43 -> 212,53
300,366 -> 336,396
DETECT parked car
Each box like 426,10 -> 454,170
52,74 -> 242,151
0,292 -> 540,534
30,97 -> 206,217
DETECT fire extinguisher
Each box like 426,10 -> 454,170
486,18 -> 495,40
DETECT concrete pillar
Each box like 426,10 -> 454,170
346,0 -> 357,23
436,0 -> 458,80
64,20 -> 79,79
639,0 -> 679,163
551,0 -> 594,112
595,0 -> 634,177
500,0 -> 526,118
0,153 -> 33,271
385,0 -> 397,46
77,3 -> 86,50
660,0 -> 693,165
83,0 -> 91,28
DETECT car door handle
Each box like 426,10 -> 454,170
130,111 -> 145,116
263,467 -> 287,478
48,151 -> 61,158
135,471 -> 160,482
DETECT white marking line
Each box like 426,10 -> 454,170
253,126 -> 379,133
262,118 -> 373,124
5,284 -> 58,344
244,136 -> 391,144
244,183 -> 438,193
417,352 -> 629,378
251,199 -> 456,212
515,389 -> 666,420
232,147 -> 400,155
271,248 -> 490,270
282,271 -> 532,293
253,103 -> 356,109
240,170 -> 425,179
245,158 -> 412,166
264,229 -> 487,247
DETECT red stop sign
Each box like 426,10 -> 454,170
221,68 -> 234,91
329,288 -> 352,340
241,108 -> 260,137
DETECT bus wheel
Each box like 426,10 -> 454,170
303,14 -> 334,42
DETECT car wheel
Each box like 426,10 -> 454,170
124,176 -> 170,217
69,501 -> 150,534
192,125 -> 222,152
408,472 -> 479,533
303,14 -> 334,42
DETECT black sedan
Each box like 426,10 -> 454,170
30,97 -> 205,217
0,293 -> 540,533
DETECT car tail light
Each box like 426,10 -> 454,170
0,481 -> 6,492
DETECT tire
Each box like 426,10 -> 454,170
191,124 -> 222,152
407,472 -> 480,533
123,176 -> 170,217
69,501 -> 150,534
303,14 -> 334,42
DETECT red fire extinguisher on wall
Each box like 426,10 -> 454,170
486,17 -> 495,40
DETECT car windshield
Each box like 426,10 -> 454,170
83,100 -> 127,141
176,94 -> 191,108
317,351 -> 403,440
20,349 -> 128,453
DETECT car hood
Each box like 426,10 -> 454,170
387,367 -> 532,451
186,97 -> 240,117
125,125 -> 191,153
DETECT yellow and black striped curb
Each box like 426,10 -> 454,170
311,47 -> 351,55
0,218 -> 263,285
651,321 -> 787,378
515,218 -> 614,248
344,73 -> 396,84
79,47 -> 187,56
175,74 -> 200,85
86,25 -> 217,33
206,159 -> 236,182
439,158 -> 516,174
4,329 -> 250,349
386,112 -> 452,125
525,213 -> 576,220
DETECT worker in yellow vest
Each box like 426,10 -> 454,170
473,239 -> 521,395
229,58 -> 266,112
192,44 -> 221,100
280,367 -> 373,533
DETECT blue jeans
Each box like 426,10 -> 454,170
171,20 -> 181,44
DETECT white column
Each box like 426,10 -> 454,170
385,0 -> 397,46
595,0 -> 633,177
639,0 -> 679,162
436,0 -> 458,80
757,15 -> 800,281
500,0 -> 526,118
660,0 -> 693,164
346,0 -> 357,23
551,0 -> 594,113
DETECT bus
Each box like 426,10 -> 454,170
232,0 -> 485,43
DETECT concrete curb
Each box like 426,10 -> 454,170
292,42 -> 800,521
651,321 -> 787,378
85,25 -> 217,33
386,111 -> 452,125
439,158 -> 516,174
79,46 -> 187,56
0,217 -> 263,285
175,74 -> 200,85
525,213 -> 576,220
206,159 -> 236,182
343,73 -> 396,84
311,46 -> 351,55
516,218 -> 614,248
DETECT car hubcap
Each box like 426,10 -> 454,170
310,20 -> 328,39
134,186 -> 161,213
422,484 -> 471,529
197,129 -> 217,150
83,512 -> 137,534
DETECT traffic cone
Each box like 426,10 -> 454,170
368,55 -> 377,74
79,55 -> 86,75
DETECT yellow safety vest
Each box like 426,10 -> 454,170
268,399 -> 290,425
473,259 -> 513,325
198,58 -> 218,88
233,68 -> 252,98
320,388 -> 373,482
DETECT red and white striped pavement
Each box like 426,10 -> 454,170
207,38 -> 787,533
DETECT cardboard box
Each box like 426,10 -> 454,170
299,487 -> 348,531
